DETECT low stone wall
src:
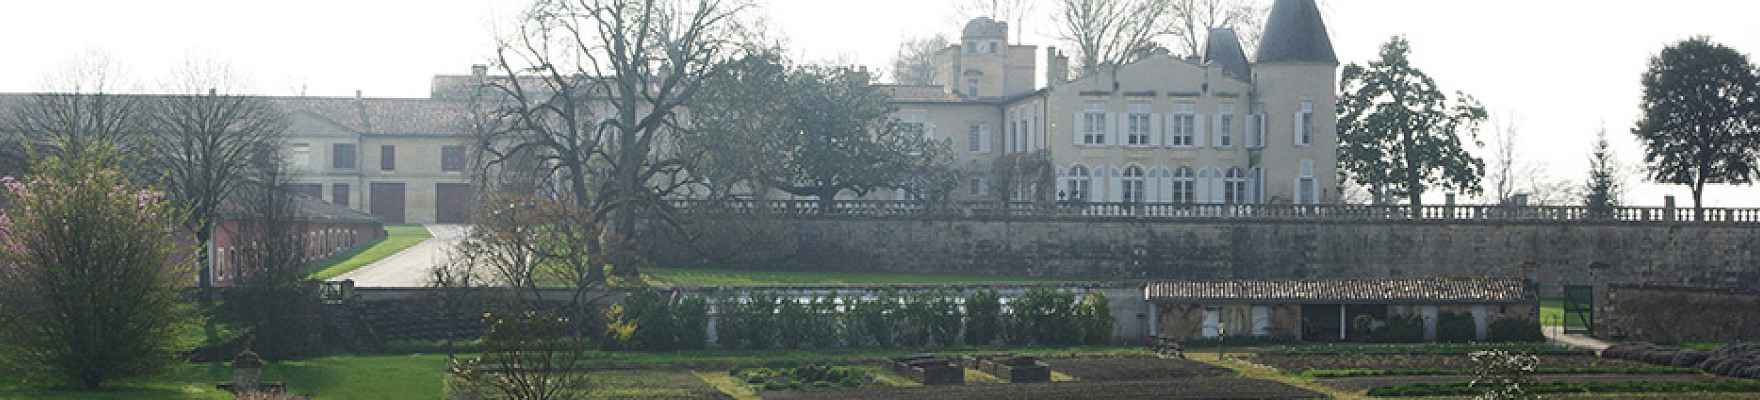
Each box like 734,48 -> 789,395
1603,284 -> 1760,342
648,216 -> 1760,292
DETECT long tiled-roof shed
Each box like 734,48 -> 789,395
1145,278 -> 1536,342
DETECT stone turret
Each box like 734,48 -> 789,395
1250,0 -> 1339,204
1255,0 -> 1337,64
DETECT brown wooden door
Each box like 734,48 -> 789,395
369,182 -> 405,223
434,183 -> 472,223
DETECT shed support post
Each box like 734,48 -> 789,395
1338,305 -> 1346,341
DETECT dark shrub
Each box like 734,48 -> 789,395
1487,318 -> 1545,342
1372,315 -> 1426,343
964,289 -> 1001,346
1435,311 -> 1476,343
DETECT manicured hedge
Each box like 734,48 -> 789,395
1304,365 -> 1700,378
1258,342 -> 1585,356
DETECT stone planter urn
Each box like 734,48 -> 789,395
231,350 -> 263,393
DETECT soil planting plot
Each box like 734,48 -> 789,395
1318,373 -> 1743,393
1255,353 -> 1648,372
1050,355 -> 1231,381
761,377 -> 1324,399
582,370 -> 732,399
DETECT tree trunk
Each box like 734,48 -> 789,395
195,227 -> 213,303
1692,183 -> 1706,222
816,187 -> 838,214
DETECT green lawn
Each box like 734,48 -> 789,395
302,224 -> 434,280
643,267 -> 1109,286
1540,298 -> 1589,328
0,354 -> 451,399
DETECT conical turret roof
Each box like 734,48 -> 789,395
1254,0 -> 1336,63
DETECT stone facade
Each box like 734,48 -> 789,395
651,215 -> 1760,291
893,0 -> 1339,205
277,96 -> 476,224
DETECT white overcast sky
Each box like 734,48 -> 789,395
2,0 -> 1758,207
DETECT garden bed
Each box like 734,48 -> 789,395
1048,354 -> 1230,381
760,377 -> 1324,399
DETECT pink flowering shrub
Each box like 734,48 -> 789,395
0,149 -> 197,388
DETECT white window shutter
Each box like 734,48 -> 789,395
1212,114 -> 1224,147
1158,169 -> 1174,203
1292,178 -> 1303,204
1193,115 -> 1207,147
979,124 -> 992,154
1293,111 -> 1304,146
1145,170 -> 1161,203
1073,112 -> 1085,145
1161,114 -> 1174,146
1110,112 -> 1121,146
1196,167 -> 1211,203
925,122 -> 936,140
1149,113 -> 1162,147
1211,167 -> 1226,204
1091,165 -> 1107,201
1109,167 -> 1124,202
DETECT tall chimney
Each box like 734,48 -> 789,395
1046,47 -> 1069,84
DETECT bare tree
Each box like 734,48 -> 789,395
477,0 -> 754,274
5,51 -> 146,164
1485,112 -> 1521,204
221,153 -> 318,358
1168,0 -> 1265,56
146,58 -> 288,301
1054,0 -> 1176,72
950,0 -> 1040,39
889,34 -> 949,85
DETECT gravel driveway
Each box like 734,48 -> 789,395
330,224 -> 470,287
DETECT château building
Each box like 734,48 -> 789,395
891,0 -> 1338,205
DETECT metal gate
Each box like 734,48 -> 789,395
1562,284 -> 1593,335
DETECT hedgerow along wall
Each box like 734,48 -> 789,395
650,214 -> 1760,293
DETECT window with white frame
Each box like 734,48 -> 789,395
970,177 -> 989,197
1248,102 -> 1266,148
1172,166 -> 1195,204
1217,103 -> 1235,147
1067,165 -> 1091,201
967,78 -> 981,98
1082,101 -> 1106,145
291,143 -> 311,168
967,123 -> 990,154
1122,166 -> 1146,203
1225,167 -> 1247,204
1170,101 -> 1195,146
1298,159 -> 1317,204
900,111 -> 927,139
1299,100 -> 1315,146
1127,101 -> 1152,145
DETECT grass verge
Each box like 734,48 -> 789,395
643,267 -> 1109,286
1540,298 -> 1590,329
0,354 -> 450,399
302,224 -> 434,280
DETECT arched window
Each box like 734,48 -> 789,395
1122,166 -> 1146,203
1067,165 -> 1091,201
1225,167 -> 1248,204
1172,167 -> 1195,204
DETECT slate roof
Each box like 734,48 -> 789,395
270,96 -> 473,135
218,181 -> 383,224
1254,0 -> 1337,63
1145,278 -> 1533,303
962,17 -> 1007,39
881,85 -> 965,103
1203,28 -> 1252,81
